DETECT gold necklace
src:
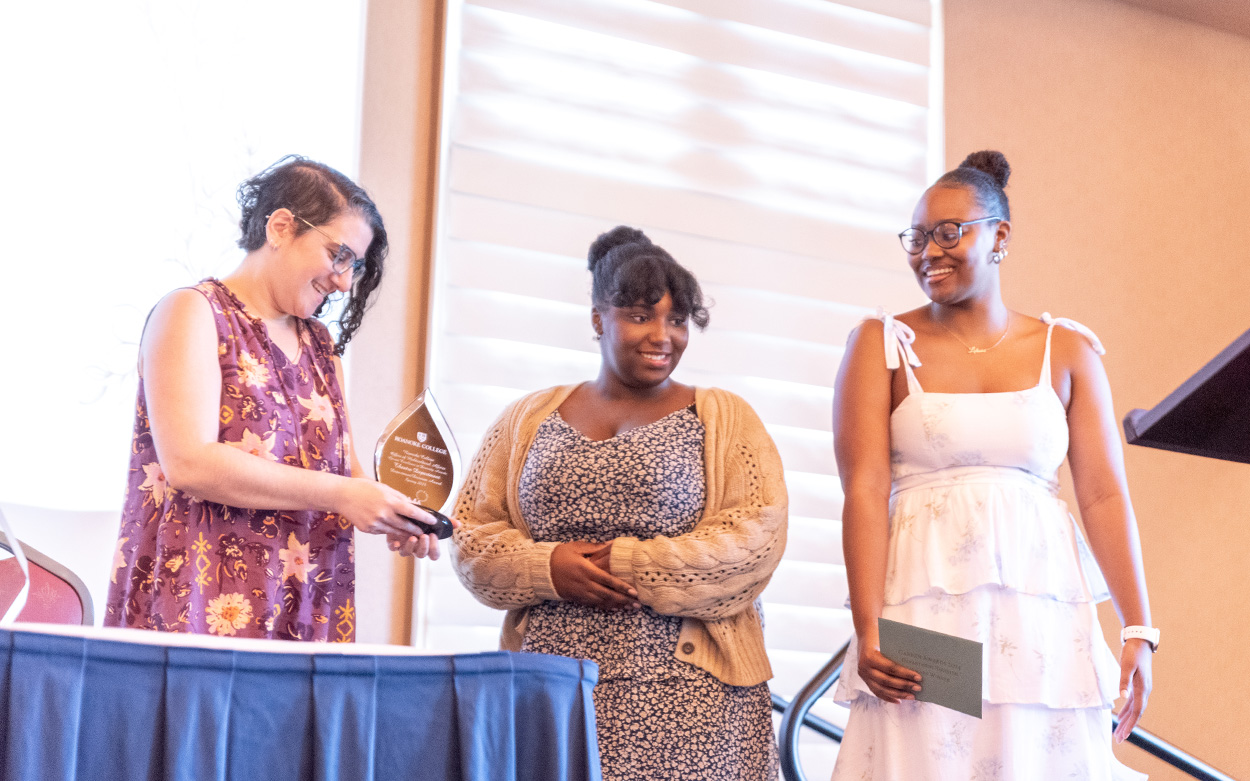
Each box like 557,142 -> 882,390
936,317 -> 1010,354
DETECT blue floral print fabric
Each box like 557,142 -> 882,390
518,407 -> 779,781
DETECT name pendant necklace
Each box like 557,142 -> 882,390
936,317 -> 1011,354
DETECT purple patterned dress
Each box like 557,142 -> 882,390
105,279 -> 357,642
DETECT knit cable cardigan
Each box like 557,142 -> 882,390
449,384 -> 788,687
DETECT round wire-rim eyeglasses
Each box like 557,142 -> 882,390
899,216 -> 1001,254
291,213 -> 367,275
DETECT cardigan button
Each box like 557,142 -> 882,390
680,642 -> 695,655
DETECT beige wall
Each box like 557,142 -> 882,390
945,0 -> 1250,777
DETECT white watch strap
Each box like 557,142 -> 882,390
1121,625 -> 1160,651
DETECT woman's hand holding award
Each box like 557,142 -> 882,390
374,390 -> 461,539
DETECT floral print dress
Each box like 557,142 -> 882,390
105,279 -> 357,642
518,408 -> 779,781
831,314 -> 1145,780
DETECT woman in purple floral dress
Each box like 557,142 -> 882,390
105,157 -> 446,641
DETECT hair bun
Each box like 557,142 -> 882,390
588,225 -> 651,271
959,150 -> 1011,190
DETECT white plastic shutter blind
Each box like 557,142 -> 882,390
420,0 -> 936,772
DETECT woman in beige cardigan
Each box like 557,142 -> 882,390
451,226 -> 787,781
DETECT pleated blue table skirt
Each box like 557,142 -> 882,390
0,626 -> 601,781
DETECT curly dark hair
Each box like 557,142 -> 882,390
236,155 -> 388,354
934,150 -> 1012,222
587,226 -> 710,329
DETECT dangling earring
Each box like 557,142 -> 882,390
592,333 -> 601,342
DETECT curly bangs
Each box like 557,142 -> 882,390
599,251 -> 710,330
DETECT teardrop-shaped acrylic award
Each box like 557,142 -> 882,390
373,389 -> 462,539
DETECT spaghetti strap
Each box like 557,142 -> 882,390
864,308 -> 923,395
1039,312 -> 1107,386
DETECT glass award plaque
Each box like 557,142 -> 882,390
373,390 -> 461,539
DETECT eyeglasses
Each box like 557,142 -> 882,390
292,213 -> 366,276
898,216 -> 1001,254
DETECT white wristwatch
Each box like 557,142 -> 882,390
1121,625 -> 1160,652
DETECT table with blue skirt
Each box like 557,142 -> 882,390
0,624 -> 601,781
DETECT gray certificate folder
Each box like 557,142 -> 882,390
878,618 -> 983,718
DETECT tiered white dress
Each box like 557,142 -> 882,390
831,313 -> 1146,781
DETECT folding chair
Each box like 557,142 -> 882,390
0,530 -> 95,626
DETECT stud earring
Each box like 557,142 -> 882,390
991,247 -> 1007,264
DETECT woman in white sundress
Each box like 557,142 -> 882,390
831,150 -> 1155,779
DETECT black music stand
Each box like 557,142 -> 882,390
1122,327 -> 1250,464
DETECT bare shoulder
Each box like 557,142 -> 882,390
138,288 -> 218,370
841,318 -> 887,371
142,287 -> 217,345
839,318 -> 900,398
1048,318 -> 1104,365
1042,318 -> 1109,399
147,287 -> 214,331
1013,311 -> 1049,340
847,316 -> 884,344
892,305 -> 932,330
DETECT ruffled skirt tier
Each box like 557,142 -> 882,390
832,466 -> 1145,780
833,697 -> 1145,781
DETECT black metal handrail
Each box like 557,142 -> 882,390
1112,720 -> 1238,781
772,641 -> 1238,781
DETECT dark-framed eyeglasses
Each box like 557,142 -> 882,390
898,216 -> 1001,254
292,213 -> 367,276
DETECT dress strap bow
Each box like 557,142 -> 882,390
866,307 -> 923,369
1040,313 -> 1106,355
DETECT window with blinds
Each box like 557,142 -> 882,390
419,0 -> 936,773
0,0 -> 364,512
